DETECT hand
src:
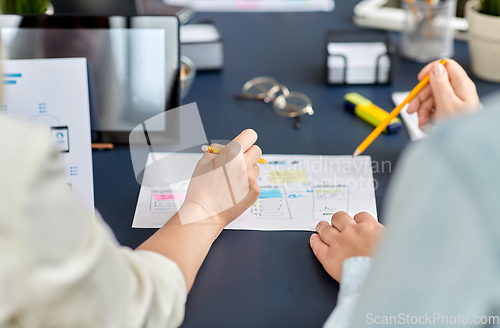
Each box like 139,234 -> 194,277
310,211 -> 385,282
407,59 -> 480,127
179,129 -> 261,227
138,129 -> 262,292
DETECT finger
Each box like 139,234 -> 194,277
248,163 -> 260,185
417,84 -> 432,103
353,211 -> 377,224
417,59 -> 446,81
316,221 -> 339,245
330,211 -> 356,232
310,233 -> 329,261
442,59 -> 476,101
428,62 -> 460,112
245,145 -> 262,167
420,97 -> 434,116
408,86 -> 432,115
407,97 -> 421,114
232,129 -> 258,153
417,105 -> 431,126
214,141 -> 242,167
418,59 -> 475,102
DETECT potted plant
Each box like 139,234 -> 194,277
0,0 -> 52,14
466,0 -> 500,82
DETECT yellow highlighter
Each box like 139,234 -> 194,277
201,145 -> 268,164
344,93 -> 403,134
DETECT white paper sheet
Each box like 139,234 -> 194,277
392,91 -> 428,141
0,58 -> 94,211
164,0 -> 334,12
132,153 -> 377,231
181,24 -> 221,43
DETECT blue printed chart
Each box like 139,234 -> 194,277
227,154 -> 377,231
0,59 -> 94,212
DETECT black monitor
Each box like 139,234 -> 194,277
0,15 -> 181,143
50,0 -> 138,16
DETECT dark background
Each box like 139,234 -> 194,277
86,0 -> 500,327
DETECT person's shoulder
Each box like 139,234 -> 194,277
408,96 -> 500,215
399,103 -> 498,172
428,95 -> 500,163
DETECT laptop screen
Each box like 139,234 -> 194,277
0,15 -> 180,143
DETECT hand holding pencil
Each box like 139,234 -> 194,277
353,59 -> 448,157
202,145 -> 268,164
181,129 -> 262,226
407,59 -> 480,127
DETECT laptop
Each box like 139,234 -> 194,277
0,15 -> 181,143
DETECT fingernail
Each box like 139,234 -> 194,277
316,222 -> 322,231
316,221 -> 326,231
316,221 -> 329,232
431,64 -> 445,76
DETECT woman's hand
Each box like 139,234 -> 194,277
310,211 -> 385,282
407,59 -> 480,127
138,129 -> 262,292
179,129 -> 262,227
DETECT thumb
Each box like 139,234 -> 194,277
429,62 -> 459,113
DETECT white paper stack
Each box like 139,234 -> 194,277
180,24 -> 223,70
327,42 -> 390,84
392,91 -> 428,141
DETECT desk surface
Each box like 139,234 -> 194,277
93,1 -> 500,327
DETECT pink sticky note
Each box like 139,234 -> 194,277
153,193 -> 185,201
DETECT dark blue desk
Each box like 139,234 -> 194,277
93,1 -> 500,327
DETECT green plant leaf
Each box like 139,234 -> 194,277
480,0 -> 500,15
0,0 -> 51,14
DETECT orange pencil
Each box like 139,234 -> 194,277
92,143 -> 114,150
353,59 -> 447,157
201,145 -> 268,164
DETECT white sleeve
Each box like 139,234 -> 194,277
0,122 -> 186,328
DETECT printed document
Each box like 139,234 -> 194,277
132,153 -> 377,231
0,58 -> 94,211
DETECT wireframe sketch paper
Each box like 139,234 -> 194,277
0,58 -> 94,211
132,153 -> 377,231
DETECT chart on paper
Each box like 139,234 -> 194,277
0,59 -> 94,212
132,154 -> 377,231
248,185 -> 349,221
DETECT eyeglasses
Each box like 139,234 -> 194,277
235,76 -> 314,129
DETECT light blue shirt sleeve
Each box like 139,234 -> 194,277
348,103 -> 500,327
324,91 -> 500,328
323,257 -> 374,328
